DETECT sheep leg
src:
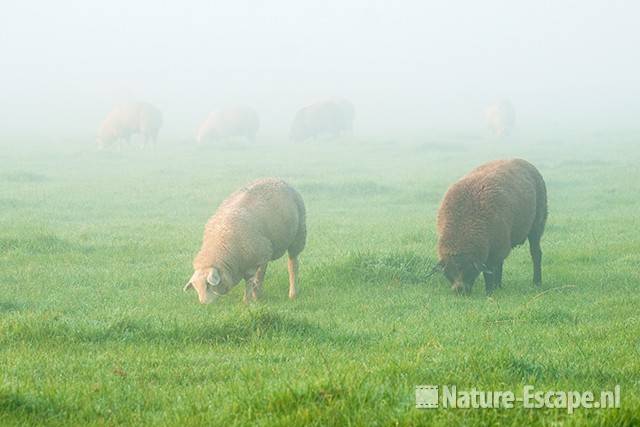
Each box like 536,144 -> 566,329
483,271 -> 494,295
529,237 -> 542,286
287,256 -> 298,300
252,263 -> 268,300
243,280 -> 253,304
494,261 -> 503,288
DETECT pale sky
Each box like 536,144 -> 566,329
1,1 -> 639,139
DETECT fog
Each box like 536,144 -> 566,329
1,1 -> 639,141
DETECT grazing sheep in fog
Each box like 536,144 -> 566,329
436,159 -> 547,295
184,178 -> 306,304
290,98 -> 355,143
97,102 -> 162,149
485,100 -> 515,137
196,106 -> 259,144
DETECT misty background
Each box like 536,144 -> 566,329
1,1 -> 639,142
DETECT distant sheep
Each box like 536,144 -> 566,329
97,102 -> 162,149
197,106 -> 259,144
436,159 -> 547,295
290,98 -> 355,143
184,178 -> 306,304
485,100 -> 516,137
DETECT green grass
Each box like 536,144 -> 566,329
1,133 -> 639,426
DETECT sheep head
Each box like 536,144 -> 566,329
183,267 -> 228,304
440,254 -> 489,295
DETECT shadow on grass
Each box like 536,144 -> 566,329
0,301 -> 24,313
507,357 -> 560,381
485,307 -> 577,326
2,310 -> 371,348
308,251 -> 439,288
506,355 -> 626,385
525,308 -> 577,325
0,390 -> 66,423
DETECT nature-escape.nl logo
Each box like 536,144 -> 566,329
415,385 -> 621,414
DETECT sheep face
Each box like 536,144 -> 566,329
442,255 -> 482,295
183,268 -> 229,304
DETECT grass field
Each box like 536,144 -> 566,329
1,133 -> 639,426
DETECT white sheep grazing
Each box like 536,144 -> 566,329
289,97 -> 355,143
97,102 -> 163,150
184,178 -> 307,304
196,106 -> 259,144
485,100 -> 516,137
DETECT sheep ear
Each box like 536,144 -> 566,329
183,282 -> 194,292
474,262 -> 492,274
207,268 -> 221,286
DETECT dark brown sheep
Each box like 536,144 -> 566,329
436,159 -> 547,295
